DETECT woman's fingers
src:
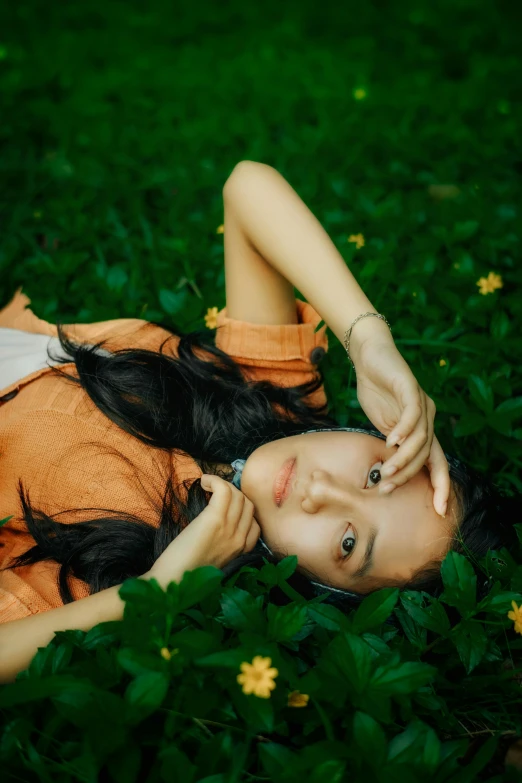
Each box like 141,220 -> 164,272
379,391 -> 432,493
202,473 -> 258,544
425,436 -> 452,518
380,389 -> 428,476
379,394 -> 450,517
201,474 -> 245,521
379,427 -> 432,497
385,385 -> 425,448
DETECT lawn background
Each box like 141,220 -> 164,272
1,0 -> 522,778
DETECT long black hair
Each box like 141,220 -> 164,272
1,319 -> 520,610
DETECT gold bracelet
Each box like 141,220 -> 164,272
344,312 -> 392,371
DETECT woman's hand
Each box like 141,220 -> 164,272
353,336 -> 451,518
143,475 -> 261,590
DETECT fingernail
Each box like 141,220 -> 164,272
381,465 -> 397,479
387,434 -> 399,448
379,483 -> 396,495
441,502 -> 447,518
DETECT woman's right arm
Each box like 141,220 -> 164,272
0,474 -> 258,684
0,579 -> 140,684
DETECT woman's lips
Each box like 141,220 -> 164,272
274,457 -> 296,507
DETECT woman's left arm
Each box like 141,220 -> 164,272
223,161 -> 450,517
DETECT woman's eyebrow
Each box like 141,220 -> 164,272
352,524 -> 378,579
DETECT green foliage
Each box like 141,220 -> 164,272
1,0 -> 522,778
1,554 -> 521,780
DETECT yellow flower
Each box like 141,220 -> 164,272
348,233 -> 365,249
287,690 -> 309,708
33,211 -> 42,219
216,224 -> 224,234
237,655 -> 278,698
353,88 -> 367,100
160,647 -> 179,660
477,272 -> 503,295
412,292 -> 417,297
508,601 -> 522,635
453,263 -> 461,269
439,359 -> 447,367
204,306 -> 219,329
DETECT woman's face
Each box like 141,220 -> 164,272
240,431 -> 459,593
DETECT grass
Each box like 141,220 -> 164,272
1,0 -> 522,779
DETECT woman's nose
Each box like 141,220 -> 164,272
301,470 -> 356,513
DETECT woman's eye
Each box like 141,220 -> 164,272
341,526 -> 356,558
366,462 -> 383,488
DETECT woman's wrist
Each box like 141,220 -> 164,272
348,316 -> 395,368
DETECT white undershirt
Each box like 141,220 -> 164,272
0,328 -> 109,390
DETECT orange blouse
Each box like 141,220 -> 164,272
0,287 -> 329,622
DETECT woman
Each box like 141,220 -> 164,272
0,161 -> 518,681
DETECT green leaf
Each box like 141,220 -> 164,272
511,565 -> 522,592
453,220 -> 479,241
488,412 -> 514,437
477,588 -> 522,614
0,676 -> 93,709
494,396 -> 522,417
352,711 -> 388,768
453,412 -> 487,437
440,551 -> 477,615
107,745 -> 143,783
197,777 -> 227,783
351,587 -> 399,633
267,602 -> 307,642
257,561 -> 279,587
307,602 -> 351,631
83,623 -> 120,651
177,566 -> 224,612
159,287 -> 188,315
124,672 -> 169,715
468,375 -> 494,414
370,661 -> 436,696
106,265 -> 128,291
157,746 -> 197,783
326,632 -> 373,694
480,547 -> 518,582
118,576 -> 165,605
259,743 -> 298,777
219,587 -> 266,633
361,633 -> 392,659
399,594 -> 451,635
276,554 -> 298,581
490,309 -> 511,340
0,515 -> 14,528
310,759 -> 346,783
117,648 -> 164,677
388,721 -> 440,770
446,736 -> 497,783
314,319 -> 326,334
194,649 -> 247,670
394,606 -> 428,649
237,687 -> 275,734
170,628 -> 216,657
451,621 -> 488,673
